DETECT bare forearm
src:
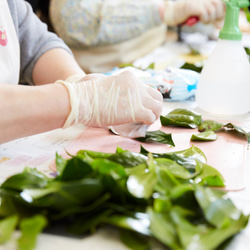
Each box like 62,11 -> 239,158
32,48 -> 85,85
0,83 -> 70,143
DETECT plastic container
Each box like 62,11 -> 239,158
196,0 -> 250,116
196,39 -> 250,115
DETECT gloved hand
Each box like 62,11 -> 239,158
57,71 -> 163,137
65,73 -> 106,82
163,0 -> 225,27
110,123 -> 149,138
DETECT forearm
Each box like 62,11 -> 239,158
0,83 -> 70,143
32,48 -> 85,85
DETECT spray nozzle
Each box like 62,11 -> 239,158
219,0 -> 250,40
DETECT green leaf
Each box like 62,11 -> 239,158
108,151 -> 147,168
119,229 -> 152,250
1,172 -> 48,191
170,145 -> 207,164
170,205 -> 249,250
194,163 -> 225,187
195,186 -> 241,228
57,157 -> 93,181
134,130 -> 175,146
169,184 -> 195,200
18,215 -> 47,250
77,149 -> 113,160
106,212 -> 151,236
141,145 -> 207,166
147,208 -> 181,249
160,109 -> 202,128
198,120 -> 224,132
55,153 -> 68,175
224,122 -> 250,143
153,196 -> 172,213
127,169 -> 157,199
191,131 -> 218,141
91,159 -> 127,179
126,154 -> 157,199
0,215 -> 18,244
155,167 -> 180,194
19,178 -> 105,209
68,209 -> 113,235
155,158 -> 197,180
180,62 -> 203,73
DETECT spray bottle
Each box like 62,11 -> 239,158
196,0 -> 250,116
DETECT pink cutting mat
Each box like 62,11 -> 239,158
50,120 -> 248,191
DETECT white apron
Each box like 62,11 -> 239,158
0,0 -> 20,84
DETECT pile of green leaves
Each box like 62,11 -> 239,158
0,142 -> 249,249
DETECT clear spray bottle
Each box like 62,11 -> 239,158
196,0 -> 250,116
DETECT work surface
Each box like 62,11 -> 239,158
0,100 -> 250,250
2,27 -> 250,249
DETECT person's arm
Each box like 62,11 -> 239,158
16,0 -> 82,85
32,48 -> 85,85
0,70 -> 163,144
0,83 -> 70,144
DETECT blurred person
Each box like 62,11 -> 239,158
49,0 -> 226,73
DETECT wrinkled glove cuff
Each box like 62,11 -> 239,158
56,80 -> 80,128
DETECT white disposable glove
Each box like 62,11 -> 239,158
65,73 -> 106,83
164,0 -> 225,27
57,71 -> 163,137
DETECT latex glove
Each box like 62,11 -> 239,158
57,71 -> 163,137
163,0 -> 225,27
110,123 -> 149,138
66,73 -> 106,82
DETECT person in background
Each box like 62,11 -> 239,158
0,0 -> 163,144
48,0 -> 226,73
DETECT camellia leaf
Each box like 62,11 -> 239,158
119,229 -> 152,250
0,215 -> 18,244
170,205 -> 249,250
57,157 -> 93,181
195,186 -> 242,228
155,167 -> 180,194
106,212 -> 151,236
224,122 -> 250,144
180,62 -> 203,73
147,208 -> 181,249
160,108 -> 202,128
191,131 -> 218,141
155,158 -> 193,180
18,215 -> 47,250
194,163 -> 225,187
108,151 -> 147,168
141,145 -> 207,165
198,120 -> 224,132
1,172 -> 48,191
126,168 -> 157,199
91,159 -> 127,179
134,130 -> 175,146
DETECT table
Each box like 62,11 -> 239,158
0,100 -> 250,250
